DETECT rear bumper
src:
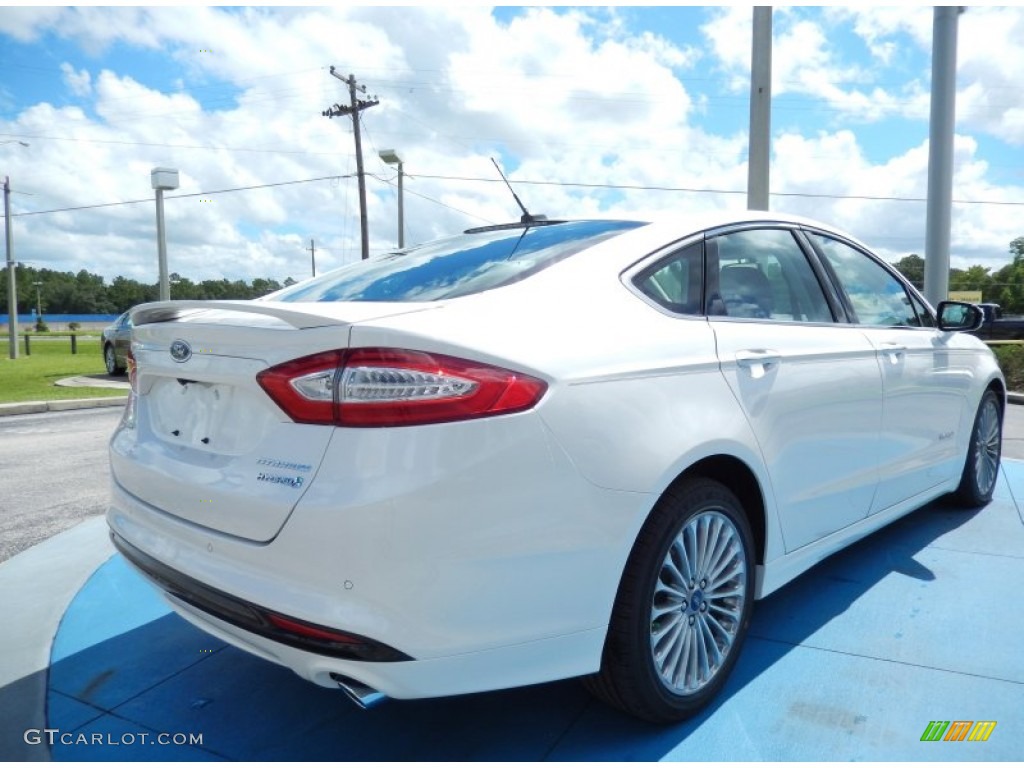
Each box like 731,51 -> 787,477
106,411 -> 652,698
142,585 -> 607,700
111,531 -> 410,663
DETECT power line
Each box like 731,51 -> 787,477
368,174 -> 493,225
10,175 -> 353,218
0,131 -> 348,157
7,169 -> 1023,222
409,173 -> 1024,208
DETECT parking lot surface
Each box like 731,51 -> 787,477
2,456 -> 1021,760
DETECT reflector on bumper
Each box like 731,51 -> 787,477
111,532 -> 412,663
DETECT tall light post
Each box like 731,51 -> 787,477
4,174 -> 16,359
33,281 -> 42,318
3,142 -> 29,360
4,140 -> 29,358
151,167 -> 179,301
3,140 -> 29,358
379,149 -> 405,249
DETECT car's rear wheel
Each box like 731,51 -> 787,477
952,389 -> 1002,507
104,344 -> 125,376
585,478 -> 754,723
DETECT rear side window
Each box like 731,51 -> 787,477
270,220 -> 644,303
708,229 -> 833,323
634,242 -> 703,315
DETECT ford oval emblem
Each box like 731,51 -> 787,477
169,339 -> 192,363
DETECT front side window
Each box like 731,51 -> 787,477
811,234 -> 920,327
268,220 -> 644,303
708,228 -> 833,323
908,292 -> 935,327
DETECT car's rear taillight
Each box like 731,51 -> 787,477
119,347 -> 139,430
126,347 -> 138,394
257,348 -> 547,427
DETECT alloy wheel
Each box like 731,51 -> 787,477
649,510 -> 747,695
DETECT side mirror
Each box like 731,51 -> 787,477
937,300 -> 984,332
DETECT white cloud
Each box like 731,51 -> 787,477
831,6 -> 1024,145
702,7 -> 932,124
0,6 -> 64,41
1,5 -> 1023,290
60,63 -> 92,98
768,129 -> 1024,271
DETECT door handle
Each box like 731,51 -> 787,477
879,342 -> 906,362
735,350 -> 780,378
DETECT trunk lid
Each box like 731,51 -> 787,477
111,300 -> 436,542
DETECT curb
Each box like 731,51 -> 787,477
0,396 -> 128,418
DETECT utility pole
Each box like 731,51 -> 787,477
307,238 -> 316,277
322,68 -> 379,261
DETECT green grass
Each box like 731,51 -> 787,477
0,337 -> 127,403
990,341 -> 1024,392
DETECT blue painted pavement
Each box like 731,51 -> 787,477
29,463 -> 1024,760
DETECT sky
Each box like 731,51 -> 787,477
1,4 -> 1023,286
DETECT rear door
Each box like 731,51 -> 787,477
707,226 -> 885,552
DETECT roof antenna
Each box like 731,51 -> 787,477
491,157 -> 546,224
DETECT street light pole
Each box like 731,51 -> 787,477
33,281 -> 42,319
4,175 -> 16,359
2,141 -> 29,359
379,149 -> 405,249
151,168 -> 179,301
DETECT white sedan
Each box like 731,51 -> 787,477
107,211 -> 1004,723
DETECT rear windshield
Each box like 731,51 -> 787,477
270,220 -> 644,303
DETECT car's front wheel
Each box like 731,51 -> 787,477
952,389 -> 1002,507
585,478 -> 755,723
104,344 -> 125,376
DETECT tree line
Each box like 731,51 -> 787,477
3,236 -> 1024,316
891,237 -> 1024,314
0,266 -> 298,316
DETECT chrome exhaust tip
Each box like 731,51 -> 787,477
330,673 -> 388,709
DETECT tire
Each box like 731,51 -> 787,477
584,478 -> 755,723
952,389 -> 1002,507
104,344 -> 125,376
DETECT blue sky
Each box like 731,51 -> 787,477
1,6 -> 1023,283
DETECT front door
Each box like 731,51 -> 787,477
807,232 -> 969,512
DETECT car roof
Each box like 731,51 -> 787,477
636,208 -> 862,245
522,209 -> 870,278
